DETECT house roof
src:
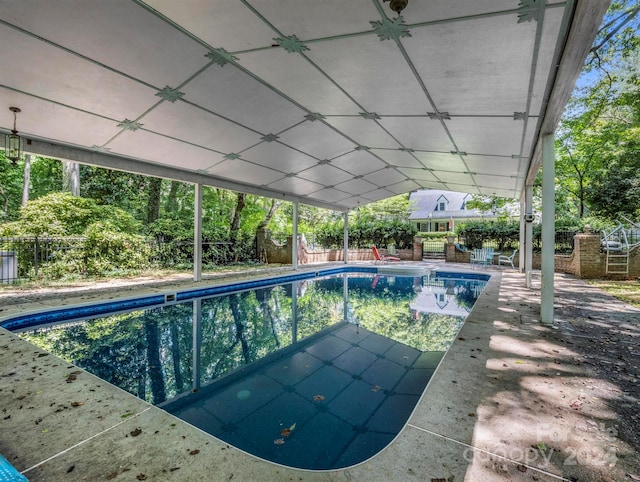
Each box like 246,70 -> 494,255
0,1 -> 609,211
409,189 -> 492,220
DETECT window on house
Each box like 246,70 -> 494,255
439,201 -> 446,211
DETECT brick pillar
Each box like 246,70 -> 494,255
574,234 -> 603,278
413,237 -> 423,261
445,241 -> 456,262
256,228 -> 269,263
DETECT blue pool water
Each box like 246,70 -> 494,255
5,268 -> 488,470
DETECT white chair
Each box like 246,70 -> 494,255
498,249 -> 518,268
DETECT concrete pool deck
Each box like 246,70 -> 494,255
1,262 -> 638,481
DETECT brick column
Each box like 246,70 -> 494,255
574,234 -> 603,278
413,237 -> 423,261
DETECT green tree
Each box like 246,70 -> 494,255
554,0 -> 640,221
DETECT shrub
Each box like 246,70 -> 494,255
6,192 -> 141,236
82,222 -> 152,275
315,219 -> 417,249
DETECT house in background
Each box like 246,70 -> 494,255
408,190 -> 498,233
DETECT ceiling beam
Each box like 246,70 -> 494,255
0,135 -> 346,212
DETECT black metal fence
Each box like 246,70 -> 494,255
0,237 -> 250,283
422,239 -> 446,257
455,230 -> 577,255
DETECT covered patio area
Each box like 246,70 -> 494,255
1,262 -> 638,480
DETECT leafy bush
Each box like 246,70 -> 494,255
315,219 -> 417,249
83,222 -> 153,275
3,192 -> 140,237
457,221 -> 521,250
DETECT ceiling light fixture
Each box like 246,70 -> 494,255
5,107 -> 23,164
383,0 -> 408,15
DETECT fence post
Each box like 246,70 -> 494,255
34,236 -> 39,276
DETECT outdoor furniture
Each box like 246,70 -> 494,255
498,249 -> 518,268
470,248 -> 492,268
372,246 -> 400,264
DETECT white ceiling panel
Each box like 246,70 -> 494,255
465,155 -> 520,177
136,101 -> 259,155
239,49 -> 361,116
433,171 -> 478,185
530,10 -> 566,115
252,0 -> 378,40
0,0 -> 605,211
330,150 -> 387,176
363,167 -> 408,187
403,14 -> 536,115
361,188 -> 396,202
0,89 -> 120,149
334,178 -> 378,196
0,25 -> 157,121
378,117 -> 454,152
242,141 -> 319,173
183,64 -> 306,133
324,117 -> 399,149
207,158 -> 285,186
405,0 -> 518,24
448,117 -> 523,156
386,180 -> 422,195
297,164 -> 353,185
2,0 -> 210,88
307,188 -> 351,202
369,149 -> 424,169
145,0 -> 276,52
267,176 -> 324,195
474,174 -> 517,192
277,121 -> 355,160
307,35 -> 430,115
108,130 -> 221,170
397,167 -> 439,182
413,152 -> 468,172
447,183 -> 481,195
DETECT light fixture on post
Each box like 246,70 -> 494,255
5,107 -> 23,164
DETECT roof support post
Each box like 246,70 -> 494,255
519,198 -> 526,273
343,211 -> 349,264
193,182 -> 202,282
541,133 -> 555,324
525,184 -> 534,288
292,202 -> 298,270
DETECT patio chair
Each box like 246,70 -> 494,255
498,249 -> 518,268
372,246 -> 400,264
470,248 -> 490,268
485,247 -> 495,265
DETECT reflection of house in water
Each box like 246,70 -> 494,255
410,274 -> 484,318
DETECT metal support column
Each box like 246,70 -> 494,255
519,199 -> 526,273
193,183 -> 202,282
292,202 -> 298,270
541,133 -> 555,324
343,211 -> 349,264
525,184 -> 533,288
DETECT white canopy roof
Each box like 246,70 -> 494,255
0,1 -> 608,211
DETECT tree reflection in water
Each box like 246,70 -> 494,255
21,273 -> 486,405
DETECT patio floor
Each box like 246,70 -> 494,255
1,262 -> 639,481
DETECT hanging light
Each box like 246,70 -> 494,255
383,0 -> 408,15
5,107 -> 23,164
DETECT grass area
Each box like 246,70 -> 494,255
588,279 -> 640,308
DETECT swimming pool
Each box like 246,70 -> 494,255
4,267 -> 488,470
